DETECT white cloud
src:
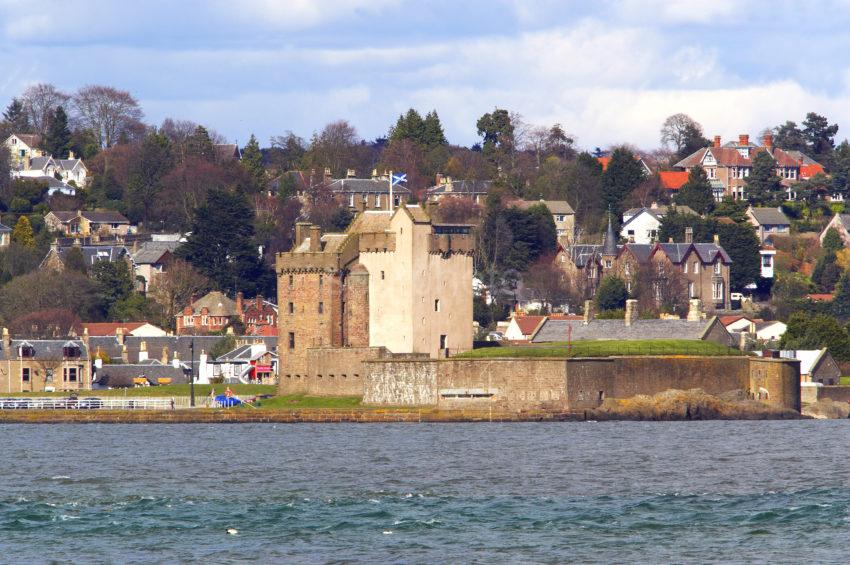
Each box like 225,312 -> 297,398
617,0 -> 741,24
211,0 -> 401,28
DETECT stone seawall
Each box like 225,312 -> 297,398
365,355 -> 801,413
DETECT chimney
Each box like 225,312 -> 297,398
68,150 -> 75,160
236,291 -> 244,316
121,343 -> 128,363
650,201 -> 658,210
116,326 -> 125,346
309,225 -> 321,252
739,330 -> 750,352
82,327 -> 89,350
371,168 -> 378,179
2,327 -> 10,350
256,296 -> 262,310
762,133 -> 773,149
685,227 -> 693,244
713,233 -> 720,245
138,340 -> 148,362
687,299 -> 702,322
294,222 -> 311,247
323,167 -> 331,178
713,135 -> 721,148
583,300 -> 594,325
172,350 -> 180,369
161,346 -> 169,364
346,168 -> 356,178
435,173 -> 444,185
624,299 -> 638,327
738,134 -> 749,146
199,350 -> 209,382
94,348 -> 103,369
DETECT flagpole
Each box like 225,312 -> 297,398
389,169 -> 393,211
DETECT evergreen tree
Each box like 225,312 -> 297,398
802,112 -> 838,166
11,216 -> 35,248
241,134 -> 265,191
176,188 -> 274,296
601,148 -> 646,221
63,246 -> 87,273
745,151 -> 782,205
43,106 -> 72,158
390,109 -> 425,144
823,227 -> 844,252
3,98 -> 29,132
422,110 -> 447,147
90,260 -> 135,318
831,141 -> 850,198
772,121 -> 807,152
126,131 -> 173,225
476,109 -> 515,160
833,270 -> 850,319
186,126 -> 215,161
675,166 -> 714,214
596,276 -> 628,311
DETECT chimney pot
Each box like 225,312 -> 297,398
295,222 -> 311,248
739,134 -> 749,146
713,233 -> 720,245
713,135 -> 721,148
763,133 -> 774,149
687,299 -> 702,322
624,299 -> 638,327
685,227 -> 693,244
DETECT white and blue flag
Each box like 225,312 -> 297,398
391,172 -> 407,186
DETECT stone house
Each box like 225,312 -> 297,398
3,133 -> 44,169
40,243 -> 133,272
674,133 -> 821,201
620,204 -> 697,244
819,213 -> 850,247
328,175 -> 411,211
130,241 -> 181,293
45,210 -> 133,238
425,176 -> 492,205
242,296 -> 278,336
276,205 -> 474,389
778,349 -> 840,385
745,206 -> 790,243
0,328 -> 90,392
515,199 -> 576,241
176,291 -> 277,335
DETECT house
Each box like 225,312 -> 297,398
597,155 -> 653,176
530,301 -> 735,348
721,316 -> 786,342
760,246 -> 777,279
54,154 -> 89,187
214,144 -> 241,162
425,176 -> 492,204
504,315 -> 547,341
203,341 -> 278,384
0,328 -> 90,392
77,322 -> 167,338
328,175 -> 411,211
14,155 -> 57,178
514,199 -> 575,241
773,349 -> 840,385
3,134 -> 44,169
242,296 -> 278,336
0,222 -> 11,248
819,213 -> 850,247
176,291 -> 277,335
659,170 -> 689,195
277,205 -> 474,384
745,206 -> 790,243
131,241 -> 181,292
620,203 -> 697,244
675,133 -> 821,201
40,243 -> 132,272
92,363 -> 187,388
45,210 -> 134,238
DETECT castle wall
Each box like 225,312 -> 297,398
279,346 -> 392,396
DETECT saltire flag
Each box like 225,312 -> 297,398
391,172 -> 407,186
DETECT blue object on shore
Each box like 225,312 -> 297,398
214,395 -> 242,407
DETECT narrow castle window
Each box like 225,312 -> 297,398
318,302 -> 324,314
288,332 -> 295,349
288,302 -> 294,314
434,299 -> 440,312
288,275 -> 294,288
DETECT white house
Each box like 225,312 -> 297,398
620,204 -> 697,244
504,315 -> 546,341
4,133 -> 44,169
760,246 -> 776,279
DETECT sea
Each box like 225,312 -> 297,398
0,421 -> 848,564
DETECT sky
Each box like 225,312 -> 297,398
3,0 -> 850,151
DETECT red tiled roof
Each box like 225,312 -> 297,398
659,171 -> 689,190
248,325 -> 278,336
806,293 -> 834,302
801,163 -> 825,179
677,146 -> 804,169
79,322 -> 145,336
514,315 -> 546,336
719,315 -> 747,326
597,157 -> 611,170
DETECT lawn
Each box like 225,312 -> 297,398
455,339 -> 744,359
252,394 -> 363,410
0,384 -> 277,398
840,376 -> 850,386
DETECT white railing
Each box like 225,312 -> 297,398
0,397 -> 226,410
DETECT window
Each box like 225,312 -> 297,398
288,332 -> 295,349
288,275 -> 294,288
762,255 -> 772,267
319,274 -> 323,288
693,261 -> 699,274
555,215 -> 565,222
434,299 -> 440,312
707,167 -> 716,179
288,302 -> 294,314
374,195 -> 381,209
348,194 -> 355,207
683,262 -> 688,274
624,263 -> 630,276
627,229 -> 635,236
604,259 -> 612,269
688,282 -> 696,298
439,334 -> 447,349
64,367 -> 78,382
714,262 -> 722,275
21,368 -> 30,382
381,271 -> 385,280
63,346 -> 80,358
20,345 -> 34,358
201,315 -> 208,326
318,302 -> 324,314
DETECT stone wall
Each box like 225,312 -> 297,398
363,355 -> 801,412
279,347 -> 392,395
815,385 -> 850,403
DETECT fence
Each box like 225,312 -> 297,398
0,396 -> 242,410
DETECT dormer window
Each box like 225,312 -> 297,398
19,344 -> 34,358
714,261 -> 722,275
63,345 -> 80,358
737,147 -> 749,158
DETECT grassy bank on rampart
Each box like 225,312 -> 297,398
456,339 -> 744,359
0,384 -> 276,398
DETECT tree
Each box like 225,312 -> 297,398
832,270 -> 850,319
602,147 -> 646,221
268,132 -> 306,172
148,259 -> 210,330
90,260 -> 135,318
437,198 -> 481,223
126,131 -> 173,225
596,275 -> 628,311
0,145 -> 9,198
476,108 -> 515,165
19,84 -> 69,135
675,166 -> 714,214
772,121 -> 807,152
660,113 -> 709,159
390,109 -> 425,144
11,216 -> 35,248
8,308 -> 80,339
303,120 -> 359,178
0,270 -> 98,323
185,126 -> 215,161
745,151 -> 782,205
831,141 -> 850,199
812,252 -> 841,292
633,260 -> 688,316
43,106 -> 72,158
781,312 -> 850,361
176,188 -> 274,297
522,256 -> 572,313
3,98 -> 29,132
63,246 -> 87,274
422,110 -> 448,147
547,123 -> 575,160
72,85 -> 144,148
823,228 -> 844,253
241,134 -> 265,191
802,112 -> 838,166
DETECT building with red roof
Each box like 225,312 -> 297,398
659,170 -> 689,191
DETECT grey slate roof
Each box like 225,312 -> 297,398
748,207 -> 790,226
0,339 -> 88,361
88,335 -> 277,367
93,364 -> 187,387
215,343 -> 278,363
567,244 -> 603,268
82,210 -> 129,224
131,241 -> 180,264
0,222 -> 10,233
53,245 -> 130,266
692,243 -> 732,263
328,178 -> 411,195
29,156 -> 54,170
427,180 -> 492,196
602,215 -> 618,256
531,318 -> 721,343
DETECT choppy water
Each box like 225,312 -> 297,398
0,422 -> 848,563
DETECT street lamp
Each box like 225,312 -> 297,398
189,338 -> 195,407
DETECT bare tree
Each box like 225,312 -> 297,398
73,85 -> 144,148
148,259 -> 210,330
660,113 -> 703,153
20,83 -> 70,135
524,125 -> 550,167
523,256 -> 572,313
304,120 -> 360,178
